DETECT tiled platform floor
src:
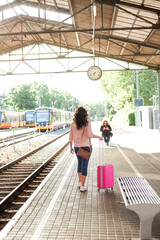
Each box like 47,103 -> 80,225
0,125 -> 160,240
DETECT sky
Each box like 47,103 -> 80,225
1,71 -> 106,104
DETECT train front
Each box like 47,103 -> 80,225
35,107 -> 50,131
25,110 -> 35,127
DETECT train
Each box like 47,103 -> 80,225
35,107 -> 73,131
0,108 -> 73,130
0,110 -> 25,129
24,110 -> 35,127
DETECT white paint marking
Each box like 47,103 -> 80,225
31,154 -> 76,239
0,149 -> 74,240
117,144 -> 143,178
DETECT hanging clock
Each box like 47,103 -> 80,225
87,65 -> 102,80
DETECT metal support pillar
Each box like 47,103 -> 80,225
157,70 -> 160,132
136,70 -> 140,99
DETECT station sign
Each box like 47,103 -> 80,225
133,98 -> 144,108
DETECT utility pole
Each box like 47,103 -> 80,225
136,70 -> 140,99
39,91 -> 41,107
157,71 -> 160,132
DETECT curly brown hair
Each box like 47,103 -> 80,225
103,120 -> 109,126
73,106 -> 89,130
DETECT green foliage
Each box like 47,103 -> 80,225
50,89 -> 80,111
138,70 -> 158,105
83,102 -> 106,121
128,112 -> 135,126
3,84 -> 37,110
101,70 -> 158,124
101,70 -> 135,112
31,82 -> 52,107
3,82 -> 81,112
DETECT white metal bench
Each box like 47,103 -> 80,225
117,176 -> 160,240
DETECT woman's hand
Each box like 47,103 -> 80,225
99,136 -> 103,141
70,148 -> 74,154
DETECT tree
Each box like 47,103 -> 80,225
31,82 -> 52,107
138,70 -> 158,105
50,88 -> 65,109
84,102 -> 106,121
3,84 -> 37,110
101,71 -> 135,112
3,82 -> 81,112
101,70 -> 158,112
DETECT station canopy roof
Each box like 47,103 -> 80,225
0,0 -> 160,70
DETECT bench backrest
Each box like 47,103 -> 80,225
117,176 -> 160,206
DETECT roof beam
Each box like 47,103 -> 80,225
95,0 -> 160,16
68,0 -> 81,48
0,0 -> 70,15
0,25 -> 159,35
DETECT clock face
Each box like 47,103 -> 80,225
87,66 -> 102,80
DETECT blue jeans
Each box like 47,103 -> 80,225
74,146 -> 92,176
103,134 -> 110,143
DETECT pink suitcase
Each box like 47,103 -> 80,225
97,164 -> 114,192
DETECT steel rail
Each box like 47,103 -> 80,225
0,130 -> 69,173
0,140 -> 69,212
0,131 -> 39,149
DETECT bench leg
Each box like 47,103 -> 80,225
128,205 -> 160,240
140,216 -> 153,240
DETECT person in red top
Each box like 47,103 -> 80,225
69,106 -> 103,192
100,120 -> 112,146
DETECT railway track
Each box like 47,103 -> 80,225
0,129 -> 40,149
0,131 -> 69,230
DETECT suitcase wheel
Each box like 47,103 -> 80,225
111,187 -> 113,191
98,188 -> 100,192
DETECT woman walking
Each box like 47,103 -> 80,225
69,106 -> 103,192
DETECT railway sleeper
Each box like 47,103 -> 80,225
3,169 -> 33,173
35,176 -> 46,180
32,179 -> 43,183
4,208 -> 18,213
12,165 -> 36,168
0,218 -> 11,222
0,177 -> 28,180
6,203 -> 23,210
0,172 -> 32,176
0,187 -> 16,191
14,195 -> 29,201
43,166 -> 55,170
26,186 -> 37,191
0,183 -> 20,186
23,189 -> 35,194
0,191 -> 12,195
38,172 -> 48,176
0,180 -> 22,184
8,202 -> 23,207
18,193 -> 31,198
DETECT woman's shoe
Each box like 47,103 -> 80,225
80,186 -> 87,192
78,182 -> 82,188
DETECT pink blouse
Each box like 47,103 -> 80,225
69,121 -> 94,147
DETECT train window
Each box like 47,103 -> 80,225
36,110 -> 49,122
53,110 -> 58,122
2,114 -> 5,123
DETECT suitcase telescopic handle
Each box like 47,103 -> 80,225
99,140 -> 104,163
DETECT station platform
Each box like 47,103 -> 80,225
0,124 -> 160,240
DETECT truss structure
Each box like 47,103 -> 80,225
0,0 -> 159,75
